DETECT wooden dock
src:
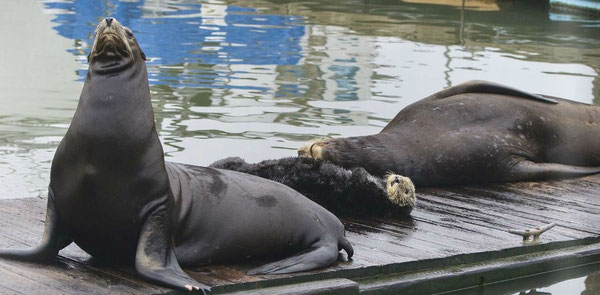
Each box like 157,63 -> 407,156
0,175 -> 599,294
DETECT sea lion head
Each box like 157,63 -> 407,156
88,17 -> 146,73
385,173 -> 416,207
298,137 -> 332,160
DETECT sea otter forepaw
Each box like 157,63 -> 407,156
385,172 -> 417,208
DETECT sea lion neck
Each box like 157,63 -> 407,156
89,57 -> 136,75
69,57 -> 155,149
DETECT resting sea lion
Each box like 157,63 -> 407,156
0,18 -> 353,292
299,80 -> 600,186
210,156 -> 416,216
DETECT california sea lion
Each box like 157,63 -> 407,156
0,18 -> 353,292
210,156 -> 416,216
299,80 -> 600,186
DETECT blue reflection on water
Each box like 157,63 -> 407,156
42,0 -> 305,86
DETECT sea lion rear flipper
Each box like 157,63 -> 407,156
246,242 -> 339,275
432,80 -> 558,104
135,202 -> 210,292
0,188 -> 72,261
509,160 -> 600,180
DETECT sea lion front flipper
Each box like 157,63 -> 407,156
0,188 -> 72,261
509,159 -> 600,181
246,241 -> 339,275
135,202 -> 210,292
432,80 -> 559,104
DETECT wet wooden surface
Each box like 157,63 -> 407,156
0,175 -> 599,294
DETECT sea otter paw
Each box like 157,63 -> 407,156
385,173 -> 416,207
298,137 -> 330,159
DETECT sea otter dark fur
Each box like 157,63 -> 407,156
210,156 -> 416,216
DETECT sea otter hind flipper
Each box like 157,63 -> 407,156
247,242 -> 340,275
432,80 -> 558,104
509,160 -> 600,181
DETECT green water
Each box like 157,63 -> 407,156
441,266 -> 600,294
2,0 -> 598,200
0,1 -> 599,293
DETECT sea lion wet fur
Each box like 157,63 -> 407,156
299,80 -> 600,186
0,18 -> 353,292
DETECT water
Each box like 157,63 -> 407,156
0,1 -> 599,199
0,1 -> 599,292
514,271 -> 596,295
442,265 -> 600,294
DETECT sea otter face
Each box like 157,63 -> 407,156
386,173 -> 416,207
89,17 -> 145,73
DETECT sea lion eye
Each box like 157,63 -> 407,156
125,28 -> 133,38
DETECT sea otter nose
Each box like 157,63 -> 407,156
105,17 -> 114,26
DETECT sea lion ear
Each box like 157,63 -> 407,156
87,52 -> 91,63
140,50 -> 146,61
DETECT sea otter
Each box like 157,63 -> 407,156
210,156 -> 416,216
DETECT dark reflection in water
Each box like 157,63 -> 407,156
583,271 -> 600,295
510,270 -> 600,294
1,0 -> 599,199
441,266 -> 600,294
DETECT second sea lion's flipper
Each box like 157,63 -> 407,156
0,188 -> 72,262
246,241 -> 340,275
509,160 -> 600,181
135,200 -> 210,292
431,80 -> 559,104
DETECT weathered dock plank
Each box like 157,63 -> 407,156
0,174 -> 598,294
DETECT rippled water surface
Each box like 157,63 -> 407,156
444,266 -> 600,294
1,0 -> 599,199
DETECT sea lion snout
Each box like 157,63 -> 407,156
95,17 -> 124,38
90,18 -> 133,62
89,18 -> 146,72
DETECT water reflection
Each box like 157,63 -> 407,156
441,267 -> 600,294
511,271 -> 600,295
0,0 -> 599,198
583,272 -> 600,295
